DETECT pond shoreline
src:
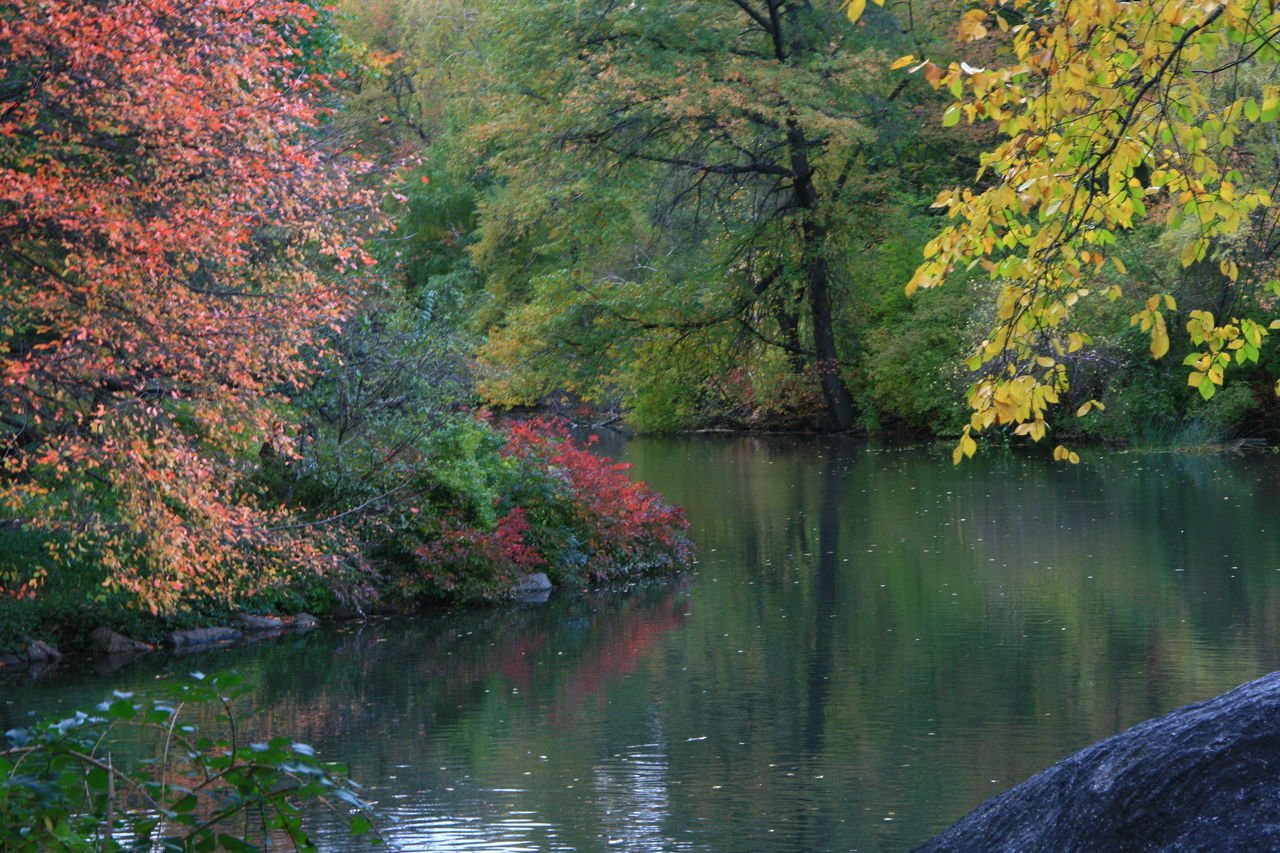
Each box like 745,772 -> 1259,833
0,569 -> 664,683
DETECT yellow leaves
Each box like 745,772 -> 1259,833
889,55 -> 915,71
956,9 -> 989,41
844,0 -> 884,24
1186,309 -> 1216,345
1179,237 -> 1209,267
952,426 -> 978,465
1130,303 -> 1171,358
1151,320 -> 1170,359
909,0 -> 1280,467
1263,91 -> 1280,123
1014,419 -> 1047,441
1178,308 -> 1269,397
1075,400 -> 1104,417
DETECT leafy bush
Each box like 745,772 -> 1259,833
391,418 -> 694,601
0,672 -> 379,852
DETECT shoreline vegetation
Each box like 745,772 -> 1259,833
0,416 -> 694,666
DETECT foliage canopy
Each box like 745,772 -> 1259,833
0,0 -> 387,610
903,0 -> 1280,460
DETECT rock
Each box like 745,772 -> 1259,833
25,640 -> 63,663
168,627 -> 241,648
291,613 -> 318,630
915,670 -> 1280,852
238,613 -> 284,632
513,572 -> 552,603
90,627 -> 152,655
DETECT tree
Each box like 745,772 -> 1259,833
0,0 -> 387,611
902,0 -> 1280,461
467,0 -> 914,430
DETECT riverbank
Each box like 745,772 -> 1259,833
0,417 -> 693,665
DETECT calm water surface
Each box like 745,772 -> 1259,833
5,437 -> 1280,851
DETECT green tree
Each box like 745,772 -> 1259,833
466,0 -> 924,430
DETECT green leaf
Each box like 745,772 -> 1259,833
86,766 -> 110,792
1262,96 -> 1280,123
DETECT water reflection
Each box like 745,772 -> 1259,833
5,438 -> 1280,851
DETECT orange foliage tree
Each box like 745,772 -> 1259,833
0,0 -> 387,611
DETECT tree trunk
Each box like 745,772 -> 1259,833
774,285 -> 807,375
789,122 -> 856,431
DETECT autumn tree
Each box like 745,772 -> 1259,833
0,0 -> 387,611
901,0 -> 1280,460
464,0 -> 922,430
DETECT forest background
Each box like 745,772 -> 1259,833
5,0 -> 1280,650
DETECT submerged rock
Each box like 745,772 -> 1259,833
916,670 -> 1280,852
90,627 -> 151,655
168,627 -> 241,648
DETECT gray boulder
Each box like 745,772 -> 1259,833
916,670 -> 1280,852
90,627 -> 151,655
291,613 -> 319,630
238,614 -> 284,632
25,640 -> 63,663
168,627 -> 241,648
513,572 -> 553,603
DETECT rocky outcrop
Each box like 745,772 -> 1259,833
916,670 -> 1280,852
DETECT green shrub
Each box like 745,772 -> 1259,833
0,671 -> 380,852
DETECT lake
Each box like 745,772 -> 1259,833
4,436 -> 1280,851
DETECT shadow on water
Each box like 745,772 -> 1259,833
8,437 -> 1280,851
